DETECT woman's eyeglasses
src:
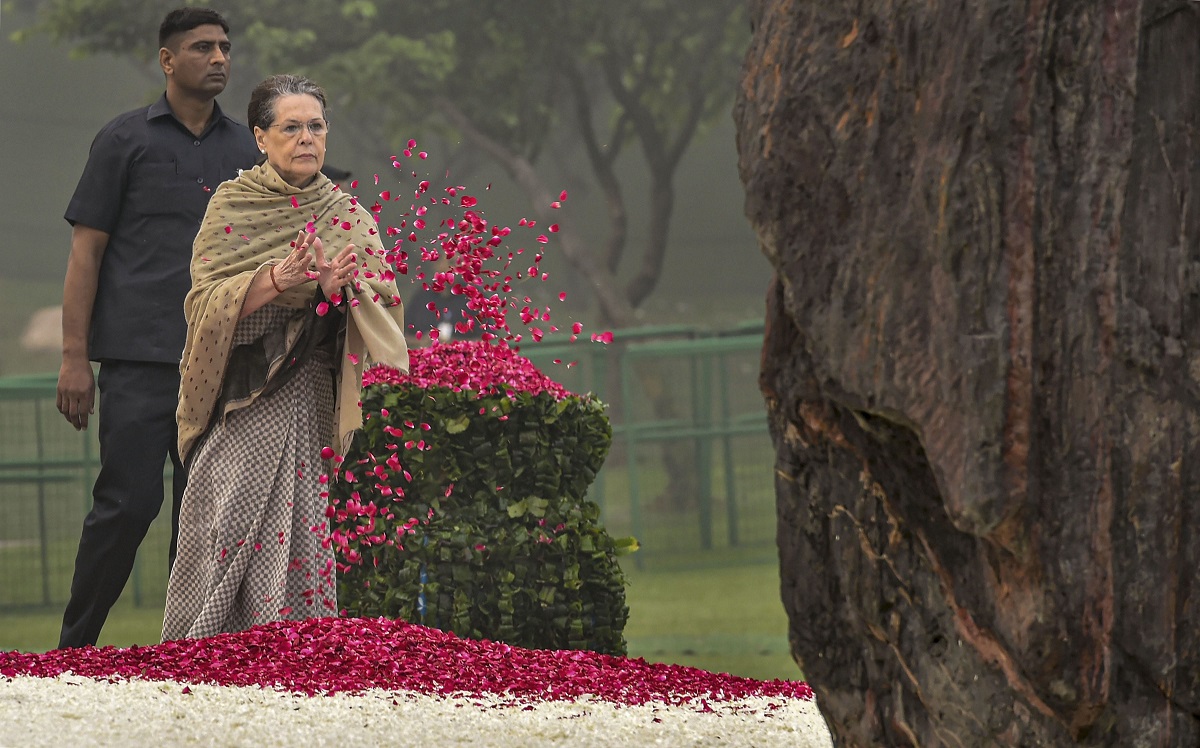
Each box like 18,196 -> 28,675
269,119 -> 328,138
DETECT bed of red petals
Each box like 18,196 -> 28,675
0,617 -> 811,709
364,339 -> 572,400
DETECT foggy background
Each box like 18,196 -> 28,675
0,2 -> 768,378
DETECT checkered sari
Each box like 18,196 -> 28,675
162,305 -> 337,641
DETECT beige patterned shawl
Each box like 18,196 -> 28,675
177,162 -> 408,463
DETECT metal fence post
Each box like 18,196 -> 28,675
34,399 -> 51,607
693,349 -> 713,550
620,348 -> 644,570
719,353 -> 739,546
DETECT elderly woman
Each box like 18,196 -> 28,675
162,74 -> 408,641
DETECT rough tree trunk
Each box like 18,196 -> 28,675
736,0 -> 1200,745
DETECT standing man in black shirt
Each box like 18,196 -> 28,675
56,7 -> 260,648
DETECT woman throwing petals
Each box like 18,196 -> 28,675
162,74 -> 408,641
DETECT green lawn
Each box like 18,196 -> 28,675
0,560 -> 800,682
622,561 -> 799,681
1,597 -> 162,652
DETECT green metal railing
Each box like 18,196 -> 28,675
0,372 -> 172,611
523,323 -> 773,570
618,334 -> 768,558
0,323 -> 773,609
0,375 -> 96,610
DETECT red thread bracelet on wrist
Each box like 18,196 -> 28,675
269,264 -> 285,294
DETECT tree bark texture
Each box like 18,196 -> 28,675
736,0 -> 1200,745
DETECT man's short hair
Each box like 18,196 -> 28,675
158,7 -> 230,50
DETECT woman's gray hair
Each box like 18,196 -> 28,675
247,74 -> 328,131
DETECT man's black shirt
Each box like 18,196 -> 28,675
65,94 -> 259,363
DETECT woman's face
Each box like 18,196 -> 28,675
254,93 -> 327,188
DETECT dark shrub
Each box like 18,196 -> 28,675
330,340 -> 635,654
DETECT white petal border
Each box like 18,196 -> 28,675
1,673 -> 834,747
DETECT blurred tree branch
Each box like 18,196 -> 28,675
18,0 -> 747,328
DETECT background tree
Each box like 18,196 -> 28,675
739,0 -> 1200,744
20,0 -> 746,330
20,0 -> 748,510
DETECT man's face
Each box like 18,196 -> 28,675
161,24 -> 231,98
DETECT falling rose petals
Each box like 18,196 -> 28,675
291,196 -> 300,209
315,302 -> 330,317
317,142 -> 585,349
224,226 -> 232,234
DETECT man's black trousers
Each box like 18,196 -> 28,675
58,361 -> 186,648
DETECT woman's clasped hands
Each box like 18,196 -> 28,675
277,230 -> 358,300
